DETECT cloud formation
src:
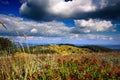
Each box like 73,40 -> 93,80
19,0 -> 96,20
20,0 -> 120,20
0,14 -> 119,44
0,14 -> 115,37
72,19 -> 114,33
0,14 -> 71,37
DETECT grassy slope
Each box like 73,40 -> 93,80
24,44 -> 91,54
20,44 -> 115,54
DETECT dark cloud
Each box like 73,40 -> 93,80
19,0 -> 120,21
19,0 -> 96,20
65,0 -> 72,2
20,0 -> 49,20
87,1 -> 120,20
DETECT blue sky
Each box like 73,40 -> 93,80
0,0 -> 120,45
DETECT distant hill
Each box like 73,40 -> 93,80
80,45 -> 115,52
16,44 -> 115,54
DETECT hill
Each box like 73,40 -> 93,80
17,44 -> 115,54
80,45 -> 115,53
23,44 -> 91,54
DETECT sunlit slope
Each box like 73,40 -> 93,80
22,44 -> 114,54
23,44 -> 91,54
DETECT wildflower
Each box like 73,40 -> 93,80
57,58 -> 61,63
71,77 -> 77,80
77,65 -> 84,71
115,70 -> 120,77
101,61 -> 109,67
74,60 -> 81,65
70,75 -> 77,80
108,70 -> 115,78
108,70 -> 120,78
39,71 -> 44,75
99,65 -> 105,71
90,58 -> 99,65
70,58 -> 74,62
44,64 -> 50,69
84,73 -> 90,78
55,73 -> 60,78
49,74 -> 54,79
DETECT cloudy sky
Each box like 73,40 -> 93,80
0,0 -> 120,45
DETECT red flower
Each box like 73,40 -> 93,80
57,58 -> 61,63
71,77 -> 77,80
77,65 -> 84,71
49,74 -> 54,79
115,70 -> 120,76
44,64 -> 50,69
84,73 -> 90,78
70,75 -> 77,80
74,60 -> 81,65
70,58 -> 74,62
108,70 -> 115,76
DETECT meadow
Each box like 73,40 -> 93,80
0,52 -> 120,80
0,22 -> 120,80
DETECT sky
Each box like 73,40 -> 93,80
0,0 -> 120,45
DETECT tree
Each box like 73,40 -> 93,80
0,37 -> 14,54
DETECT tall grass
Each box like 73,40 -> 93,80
0,53 -> 120,80
0,21 -> 8,30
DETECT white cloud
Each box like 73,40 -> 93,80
0,14 -> 72,37
86,34 -> 113,40
31,28 -> 38,33
48,0 -> 96,17
0,14 -> 116,36
73,19 -> 114,33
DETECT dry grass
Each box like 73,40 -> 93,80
0,52 -> 120,80
0,21 -> 8,30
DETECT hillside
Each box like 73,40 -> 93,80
80,45 -> 115,53
17,44 -> 115,54
22,44 -> 91,54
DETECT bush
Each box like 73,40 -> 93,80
0,37 -> 14,54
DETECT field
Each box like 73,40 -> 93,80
0,52 -> 120,80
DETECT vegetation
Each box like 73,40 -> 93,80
0,37 -> 14,55
0,32 -> 119,80
21,44 -> 92,54
15,44 -> 115,54
0,53 -> 120,80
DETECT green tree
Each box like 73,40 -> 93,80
0,37 -> 14,54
